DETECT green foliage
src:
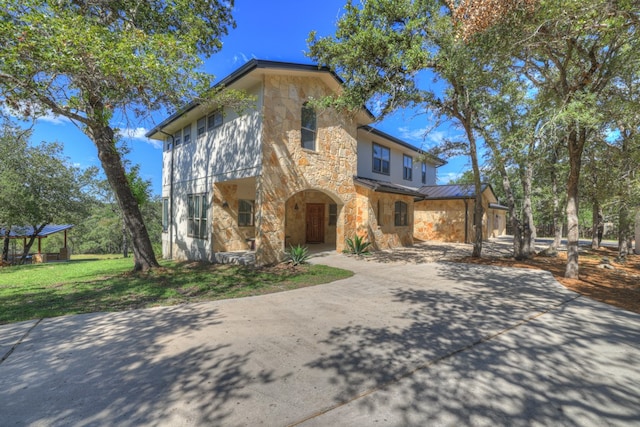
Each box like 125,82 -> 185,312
344,235 -> 372,255
0,121 -> 89,231
0,259 -> 352,325
286,244 -> 310,266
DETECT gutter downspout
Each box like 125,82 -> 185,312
159,131 -> 175,260
463,198 -> 469,244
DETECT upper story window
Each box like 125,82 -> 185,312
301,103 -> 317,150
422,162 -> 427,184
164,137 -> 172,152
403,155 -> 413,181
373,143 -> 390,175
207,109 -> 223,131
173,130 -> 181,147
394,201 -> 408,226
182,125 -> 191,144
187,193 -> 208,239
197,117 -> 206,140
238,200 -> 255,227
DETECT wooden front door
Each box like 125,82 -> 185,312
306,204 -> 325,243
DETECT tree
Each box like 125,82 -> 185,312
0,122 -> 89,263
458,0 -> 640,278
308,0 -> 502,257
0,0 -> 236,271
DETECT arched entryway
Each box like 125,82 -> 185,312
285,189 -> 343,252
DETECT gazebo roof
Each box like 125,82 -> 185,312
0,224 -> 74,239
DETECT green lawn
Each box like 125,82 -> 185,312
0,257 -> 353,325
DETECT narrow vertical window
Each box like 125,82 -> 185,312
373,143 -> 390,174
182,125 -> 191,144
207,109 -> 223,131
301,103 -> 317,150
422,162 -> 427,184
394,201 -> 408,226
403,155 -> 413,181
187,193 -> 208,239
238,200 -> 255,227
197,117 -> 206,140
173,130 -> 181,146
328,204 -> 337,226
162,198 -> 169,232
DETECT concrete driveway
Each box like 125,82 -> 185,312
1,252 -> 639,426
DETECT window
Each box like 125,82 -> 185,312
173,130 -> 181,147
197,117 -> 206,140
187,193 -> 208,239
238,200 -> 254,227
403,155 -> 413,181
182,125 -> 191,144
207,109 -> 223,131
301,103 -> 316,150
373,143 -> 390,175
162,198 -> 169,232
328,204 -> 337,226
422,163 -> 427,184
164,137 -> 172,152
394,201 -> 408,226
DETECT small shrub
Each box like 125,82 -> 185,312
286,244 -> 310,266
344,235 -> 371,255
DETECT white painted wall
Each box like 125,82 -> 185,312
356,138 -> 438,186
162,85 -> 263,260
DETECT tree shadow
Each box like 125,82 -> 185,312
304,262 -> 640,425
0,306 -> 281,426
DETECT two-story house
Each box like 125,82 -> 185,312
147,60 -> 506,265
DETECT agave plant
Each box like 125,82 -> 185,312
345,235 -> 371,255
286,244 -> 310,266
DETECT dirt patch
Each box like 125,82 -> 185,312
362,240 -> 640,315
457,246 -> 640,315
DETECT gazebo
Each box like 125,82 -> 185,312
1,224 -> 74,263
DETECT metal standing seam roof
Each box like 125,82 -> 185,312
0,224 -> 74,238
353,176 -> 426,198
418,184 -> 489,199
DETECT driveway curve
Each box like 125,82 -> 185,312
1,252 -> 639,426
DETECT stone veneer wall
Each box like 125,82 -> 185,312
285,190 -> 337,247
415,196 -> 504,243
256,74 -> 359,265
355,186 -> 414,249
414,199 -> 469,243
212,182 -> 255,252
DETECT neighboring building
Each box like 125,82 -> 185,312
147,60 -> 506,265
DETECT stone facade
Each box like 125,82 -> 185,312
354,186 -> 414,249
414,194 -> 507,243
256,74 -> 359,264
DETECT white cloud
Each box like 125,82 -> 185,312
438,171 -> 464,184
37,112 -> 71,125
118,127 -> 162,149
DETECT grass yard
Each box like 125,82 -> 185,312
0,257 -> 353,325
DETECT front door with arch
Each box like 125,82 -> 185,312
306,203 -> 325,243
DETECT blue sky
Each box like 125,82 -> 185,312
25,0 -> 468,195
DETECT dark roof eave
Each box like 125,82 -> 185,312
146,59 -> 375,138
359,125 -> 447,165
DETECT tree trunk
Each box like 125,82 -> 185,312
565,127 -> 585,279
122,218 -> 129,258
2,228 -> 10,262
20,224 -> 46,265
520,162 -> 536,258
90,124 -> 159,271
550,149 -> 562,251
481,131 -> 522,259
591,202 -> 603,249
464,122 -> 483,257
